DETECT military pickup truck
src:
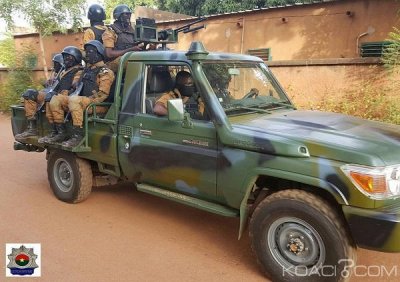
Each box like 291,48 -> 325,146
11,41 -> 400,281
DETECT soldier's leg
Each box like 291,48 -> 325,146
15,91 -> 41,140
46,95 -> 69,143
38,102 -> 57,143
62,96 -> 91,147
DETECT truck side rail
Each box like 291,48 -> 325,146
82,102 -> 116,148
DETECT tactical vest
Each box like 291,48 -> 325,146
90,26 -> 105,43
55,67 -> 81,92
110,23 -> 135,51
81,67 -> 103,97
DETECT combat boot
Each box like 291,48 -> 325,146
15,119 -> 37,140
45,123 -> 68,144
38,124 -> 57,143
62,126 -> 84,148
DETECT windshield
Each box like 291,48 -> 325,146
202,61 -> 293,115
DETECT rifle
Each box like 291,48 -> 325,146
135,17 -> 207,50
38,66 -> 65,110
64,74 -> 84,122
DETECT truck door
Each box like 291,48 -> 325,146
118,63 -> 217,200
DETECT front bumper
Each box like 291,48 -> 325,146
343,205 -> 400,252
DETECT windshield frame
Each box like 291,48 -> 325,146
201,60 -> 295,116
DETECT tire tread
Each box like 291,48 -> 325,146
249,189 -> 356,281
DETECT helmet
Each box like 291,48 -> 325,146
84,40 -> 106,59
88,4 -> 106,22
61,46 -> 83,63
52,53 -> 63,65
113,4 -> 131,20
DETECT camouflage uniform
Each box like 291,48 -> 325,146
156,89 -> 205,116
20,66 -> 81,124
83,25 -> 107,45
102,22 -> 136,73
23,71 -> 57,121
48,65 -> 83,124
68,61 -> 115,127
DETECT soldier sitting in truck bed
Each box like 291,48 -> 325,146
153,70 -> 205,119
15,52 -> 81,141
49,40 -> 115,148
39,46 -> 84,144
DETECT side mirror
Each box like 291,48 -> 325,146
167,99 -> 184,121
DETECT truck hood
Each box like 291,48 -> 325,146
230,110 -> 400,166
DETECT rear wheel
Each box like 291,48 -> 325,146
47,150 -> 92,203
249,189 -> 355,282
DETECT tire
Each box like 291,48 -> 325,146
47,150 -> 92,203
249,189 -> 356,282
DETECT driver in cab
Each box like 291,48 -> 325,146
153,71 -> 205,119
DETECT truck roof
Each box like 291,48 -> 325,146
123,49 -> 264,63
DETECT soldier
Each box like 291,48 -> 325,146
15,53 -> 68,140
42,46 -> 84,144
44,54 -> 64,87
153,71 -> 205,119
83,4 -> 107,44
102,4 -> 142,72
61,40 -> 115,147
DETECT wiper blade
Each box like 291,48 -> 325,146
268,101 -> 296,109
224,105 -> 272,114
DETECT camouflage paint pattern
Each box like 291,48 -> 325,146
11,47 -> 400,252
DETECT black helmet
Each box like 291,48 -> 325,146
88,4 -> 106,22
113,4 -> 131,20
84,40 -> 106,59
61,46 -> 83,63
52,53 -> 63,65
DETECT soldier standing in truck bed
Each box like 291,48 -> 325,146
83,4 -> 107,44
102,4 -> 143,72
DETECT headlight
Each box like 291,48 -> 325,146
341,164 -> 400,200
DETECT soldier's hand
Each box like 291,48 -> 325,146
147,43 -> 157,50
45,91 -> 55,102
131,45 -> 143,51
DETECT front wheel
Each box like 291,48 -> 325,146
47,150 -> 92,203
249,189 -> 355,282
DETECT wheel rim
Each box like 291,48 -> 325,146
267,216 -> 326,275
53,158 -> 74,193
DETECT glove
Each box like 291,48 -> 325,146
21,89 -> 39,101
44,90 -> 57,102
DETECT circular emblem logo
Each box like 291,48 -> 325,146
15,254 -> 30,267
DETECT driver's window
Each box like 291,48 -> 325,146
145,65 -> 208,120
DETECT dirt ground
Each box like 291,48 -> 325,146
1,113 -> 400,281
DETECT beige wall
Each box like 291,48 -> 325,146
270,62 -> 397,108
13,0 -> 400,69
4,0 -> 400,109
158,0 -> 400,59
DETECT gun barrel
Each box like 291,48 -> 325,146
175,17 -> 206,33
183,25 -> 205,34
